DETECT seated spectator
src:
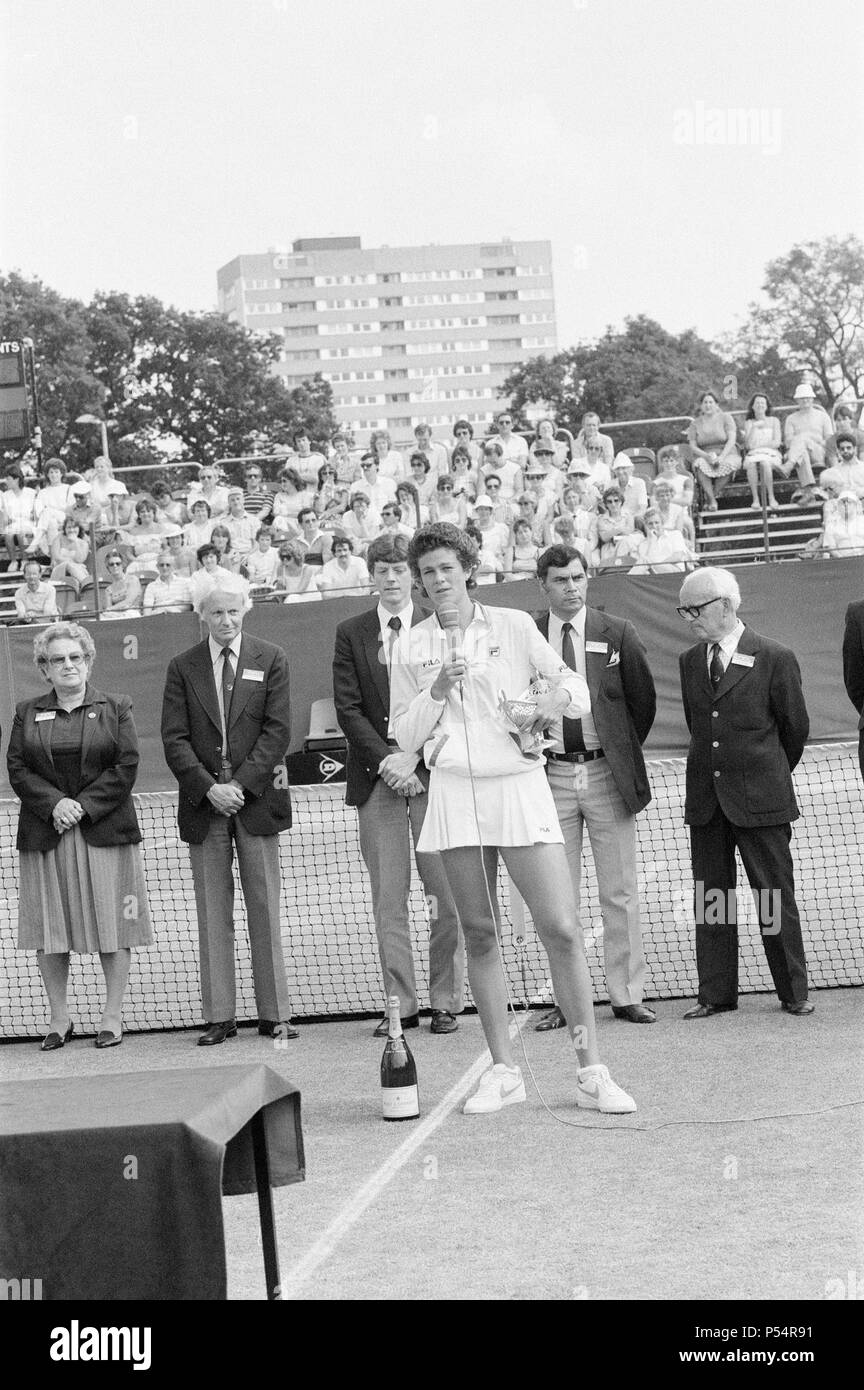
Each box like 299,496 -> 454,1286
513,492 -> 546,547
479,438 -> 523,501
340,492 -> 381,556
655,445 -> 695,505
149,480 -> 186,527
243,525 -> 281,587
311,462 -> 349,532
530,441 -> 565,500
547,512 -> 594,568
210,522 -> 241,573
378,502 -> 414,542
49,516 -> 91,594
353,454 -> 397,512
32,459 -> 76,553
223,488 -> 258,559
408,451 -> 437,506
412,423 -> 448,480
317,536 -> 369,597
572,411 -> 615,470
474,473 -> 513,529
505,517 -> 541,578
141,552 -> 193,614
2,464 -> 38,572
825,402 -> 864,463
472,496 -> 509,580
271,465 -> 314,537
100,549 -> 143,617
369,429 -> 404,483
783,382 -> 832,506
820,490 -> 864,557
188,543 -> 236,613
395,480 -> 428,531
493,410 -> 529,469
14,560 -> 59,622
819,432 -> 864,499
275,539 -> 320,602
183,498 -> 215,551
564,458 -> 603,509
742,393 -> 784,509
330,433 -> 361,487
429,474 -> 468,527
452,419 -> 481,468
87,456 -> 130,528
595,487 -> 636,567
449,445 -> 479,503
119,498 -> 167,572
293,430 -> 326,486
296,506 -> 334,565
241,463 -> 274,522
185,464 -> 230,519
66,484 -> 101,540
529,418 -> 568,471
685,390 -> 741,510
553,484 -> 598,550
162,526 -> 196,578
611,454 -> 648,517
521,462 -> 554,529
650,478 -> 696,548
624,508 -> 693,573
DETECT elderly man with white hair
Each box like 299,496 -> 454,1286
611,454 -> 648,517
161,577 -> 297,1044
676,567 -> 813,1018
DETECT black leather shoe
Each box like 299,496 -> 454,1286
683,1003 -> 736,1019
430,1010 -> 458,1034
535,1006 -> 567,1032
95,1030 -> 123,1049
781,1001 -> 815,1015
41,1022 -> 74,1052
373,1013 -> 419,1037
258,1019 -> 299,1039
612,1003 -> 657,1023
197,1020 -> 238,1046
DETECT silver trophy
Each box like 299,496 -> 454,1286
499,677 -> 555,759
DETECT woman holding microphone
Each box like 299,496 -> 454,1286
390,522 -> 636,1115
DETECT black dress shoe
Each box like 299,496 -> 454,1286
781,1001 -> 815,1015
197,1020 -> 238,1046
95,1030 -> 123,1049
41,1022 -> 74,1052
258,1019 -> 299,1039
612,1003 -> 657,1023
683,1003 -> 736,1019
430,1010 -> 458,1034
373,1013 -> 419,1037
535,1006 -> 567,1032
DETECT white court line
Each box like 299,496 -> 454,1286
280,1024 -> 524,1300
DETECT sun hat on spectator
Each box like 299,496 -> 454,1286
612,453 -> 634,471
70,480 -> 91,496
567,459 -> 592,475
473,496 -> 495,510
794,383 -> 817,401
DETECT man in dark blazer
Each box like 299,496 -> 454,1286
677,566 -> 813,1016
332,533 -> 464,1035
842,598 -> 864,780
535,544 -> 657,1028
161,579 -> 295,1044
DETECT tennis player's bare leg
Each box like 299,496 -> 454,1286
37,949 -> 70,1033
439,846 -> 516,1067
99,948 -> 131,1036
501,843 -> 600,1068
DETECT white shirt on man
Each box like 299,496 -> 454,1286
547,607 -> 600,751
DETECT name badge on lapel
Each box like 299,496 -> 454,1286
35,711 -> 56,722
241,669 -> 265,681
586,641 -> 608,654
730,653 -> 755,668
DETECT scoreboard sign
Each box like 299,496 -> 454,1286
0,340 -> 30,445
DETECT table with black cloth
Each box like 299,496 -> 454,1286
0,1063 -> 304,1301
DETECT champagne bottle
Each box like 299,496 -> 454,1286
380,995 -> 419,1120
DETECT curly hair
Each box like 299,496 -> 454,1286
407,522 -> 479,583
33,622 -> 96,669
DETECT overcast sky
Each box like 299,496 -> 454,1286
2,0 -> 862,348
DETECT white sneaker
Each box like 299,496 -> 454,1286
463,1064 -> 526,1114
576,1064 -> 636,1114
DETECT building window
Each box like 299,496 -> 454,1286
280,276 -> 314,287
384,368 -> 408,379
378,272 -> 402,283
490,315 -> 521,326
484,291 -> 518,302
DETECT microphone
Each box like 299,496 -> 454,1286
438,606 -> 464,691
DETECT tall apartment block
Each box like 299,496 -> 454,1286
217,237 -> 556,443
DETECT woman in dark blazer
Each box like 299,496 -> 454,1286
6,621 -> 153,1051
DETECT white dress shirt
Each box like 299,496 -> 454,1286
209,632 -> 243,755
547,608 -> 601,751
707,620 -> 745,675
378,600 -> 414,738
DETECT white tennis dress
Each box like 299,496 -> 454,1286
391,603 -> 589,850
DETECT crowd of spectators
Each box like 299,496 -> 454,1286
1,387 -> 861,620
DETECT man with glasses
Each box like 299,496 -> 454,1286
353,455 -> 397,513
819,432 -> 864,500
186,466 -> 229,520
475,473 -> 513,529
494,411 -> 529,470
534,545 -> 657,1030
242,464 -> 274,523
677,567 -> 813,1018
141,551 -> 193,614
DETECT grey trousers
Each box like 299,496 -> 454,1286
547,758 -> 647,1007
357,779 -> 464,1016
188,815 -> 292,1023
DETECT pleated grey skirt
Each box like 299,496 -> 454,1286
18,826 -> 154,953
